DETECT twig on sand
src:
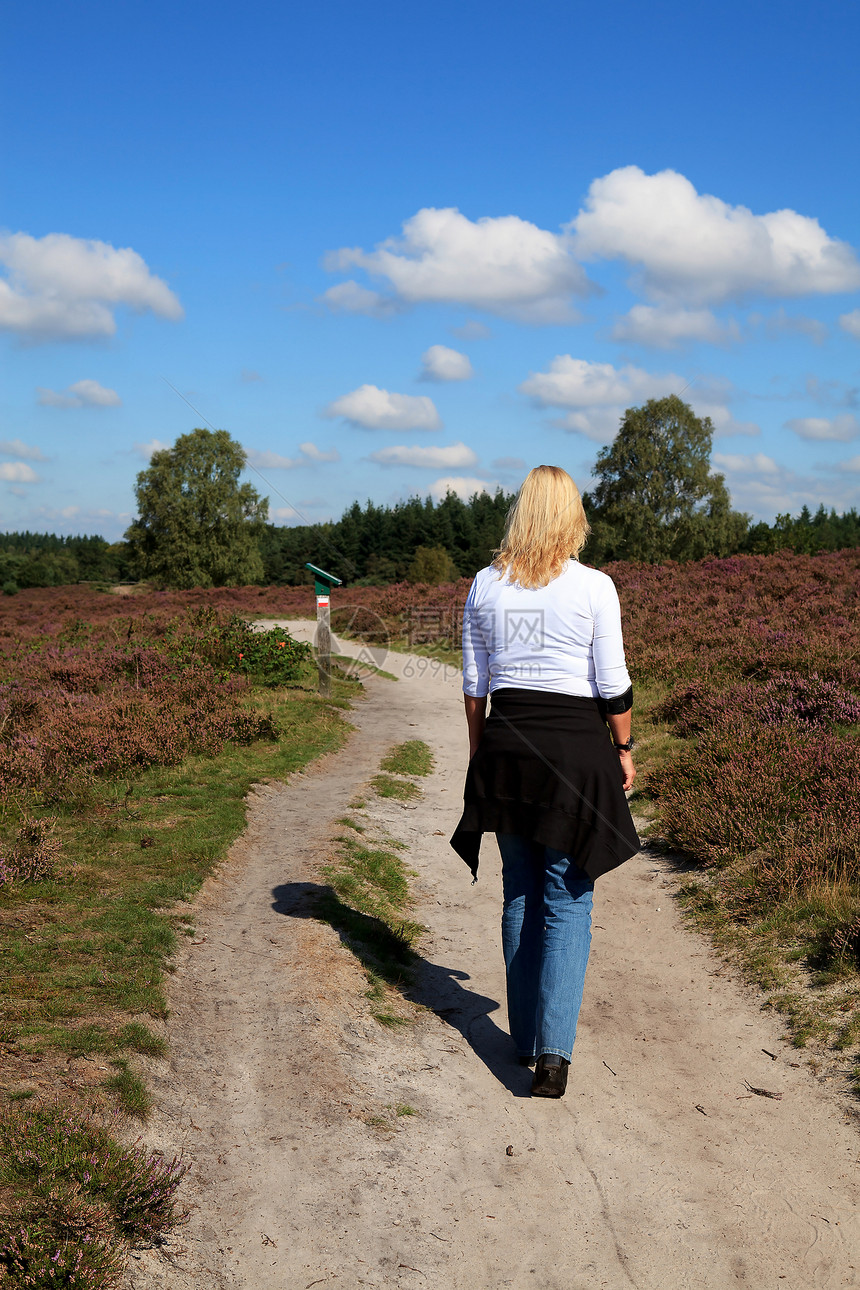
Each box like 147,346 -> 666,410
762,1049 -> 778,1061
743,1081 -> 783,1100
695,1105 -> 708,1116
603,1060 -> 617,1076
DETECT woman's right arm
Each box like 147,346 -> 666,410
464,695 -> 487,759
462,576 -> 490,756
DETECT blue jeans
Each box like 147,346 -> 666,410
497,833 -> 594,1063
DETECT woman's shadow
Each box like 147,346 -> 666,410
271,881 -> 532,1096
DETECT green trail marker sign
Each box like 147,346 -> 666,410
305,563 -> 341,697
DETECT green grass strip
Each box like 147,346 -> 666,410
318,822 -> 426,1026
370,774 -> 420,801
380,740 -> 434,777
0,677 -> 359,1064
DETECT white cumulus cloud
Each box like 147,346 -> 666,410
0,462 -> 39,483
25,505 -> 132,537
325,207 -> 590,323
320,280 -> 399,317
134,438 -> 172,460
611,305 -> 741,349
246,451 -> 299,469
325,384 -> 441,431
748,308 -> 828,343
37,379 -> 121,408
710,451 -> 822,517
296,441 -> 339,463
429,476 -> 493,501
0,438 -> 47,461
570,166 -> 860,305
803,376 -> 859,409
451,319 -> 491,340
0,232 -> 183,341
520,356 -> 680,439
369,442 -> 478,469
419,345 -> 474,382
521,356 -> 758,441
785,414 -> 860,442
521,356 -> 679,410
713,451 -> 783,476
692,402 -> 760,438
246,442 -> 340,469
840,309 -> 860,339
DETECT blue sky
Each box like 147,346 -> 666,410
2,0 -> 859,539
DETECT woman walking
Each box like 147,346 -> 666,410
450,466 -> 640,1098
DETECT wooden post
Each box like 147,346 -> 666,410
305,564 -> 341,698
316,590 -> 331,698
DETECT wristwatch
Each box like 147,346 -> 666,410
613,737 -> 635,753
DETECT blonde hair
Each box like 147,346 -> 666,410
492,465 -> 590,588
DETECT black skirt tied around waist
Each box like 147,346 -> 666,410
450,687 -> 640,882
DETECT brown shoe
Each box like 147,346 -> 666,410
531,1054 -> 569,1098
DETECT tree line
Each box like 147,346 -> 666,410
0,533 -> 131,593
2,398 -> 858,593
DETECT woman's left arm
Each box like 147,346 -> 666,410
594,579 -> 635,791
607,710 -> 635,791
592,580 -> 632,700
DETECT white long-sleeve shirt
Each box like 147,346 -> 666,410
462,560 -> 632,700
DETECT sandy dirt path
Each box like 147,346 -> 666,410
126,624 -> 860,1290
